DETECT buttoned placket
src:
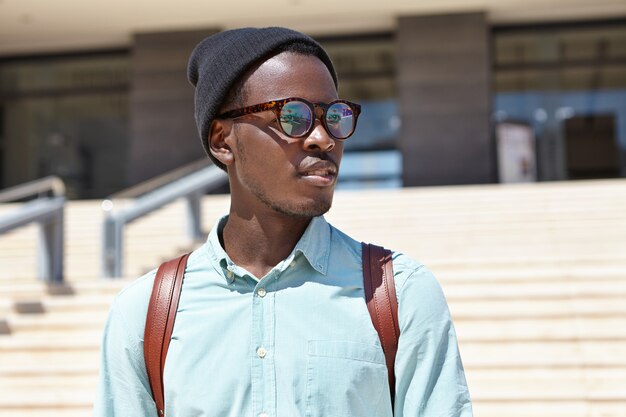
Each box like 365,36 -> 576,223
251,270 -> 278,417
219,244 -> 303,417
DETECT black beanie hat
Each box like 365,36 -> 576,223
187,27 -> 338,169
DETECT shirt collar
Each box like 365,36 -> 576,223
292,215 -> 330,275
205,215 -> 231,279
205,214 -> 331,281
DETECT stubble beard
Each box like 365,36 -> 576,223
255,187 -> 333,218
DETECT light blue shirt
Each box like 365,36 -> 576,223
94,215 -> 472,417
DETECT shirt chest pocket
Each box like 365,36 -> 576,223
305,340 -> 392,417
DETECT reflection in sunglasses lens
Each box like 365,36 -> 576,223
280,101 -> 312,137
327,103 -> 354,139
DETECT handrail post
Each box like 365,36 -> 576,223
102,214 -> 123,278
100,166 -> 226,279
37,200 -> 64,283
186,192 -> 203,242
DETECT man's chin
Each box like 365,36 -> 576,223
267,198 -> 333,218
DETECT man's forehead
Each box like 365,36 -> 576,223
241,52 -> 337,102
254,52 -> 294,74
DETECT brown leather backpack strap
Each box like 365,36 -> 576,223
362,242 -> 400,407
144,253 -> 190,416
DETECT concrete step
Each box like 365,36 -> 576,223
461,341 -> 626,367
473,401 -> 626,417
456,317 -> 626,342
0,410 -> 91,417
0,390 -> 94,409
443,279 -> 626,301
449,298 -> 626,319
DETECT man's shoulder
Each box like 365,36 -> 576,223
389,252 -> 451,320
327,221 -> 435,288
111,246 -> 208,331
110,267 -> 157,335
115,268 -> 157,306
330,223 -> 441,303
390,251 -> 429,291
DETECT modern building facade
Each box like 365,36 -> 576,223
0,1 -> 625,198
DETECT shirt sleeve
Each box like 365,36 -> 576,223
93,296 -> 157,417
393,265 -> 473,417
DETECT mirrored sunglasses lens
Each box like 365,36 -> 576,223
326,103 -> 355,139
279,101 -> 312,137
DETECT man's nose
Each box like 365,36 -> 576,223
302,120 -> 335,153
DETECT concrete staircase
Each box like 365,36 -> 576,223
1,179 -> 625,416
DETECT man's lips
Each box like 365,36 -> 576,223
298,160 -> 337,175
300,168 -> 336,177
297,161 -> 338,185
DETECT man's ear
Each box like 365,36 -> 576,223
208,119 -> 234,167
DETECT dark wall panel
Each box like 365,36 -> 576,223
128,28 -> 218,185
397,13 -> 495,186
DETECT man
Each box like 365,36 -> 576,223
94,27 -> 472,417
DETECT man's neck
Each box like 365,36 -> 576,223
221,209 -> 312,279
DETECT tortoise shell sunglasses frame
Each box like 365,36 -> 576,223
217,97 -> 362,140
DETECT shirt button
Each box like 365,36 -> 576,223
226,270 -> 234,279
257,347 -> 267,358
257,287 -> 266,297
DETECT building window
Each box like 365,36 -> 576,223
318,33 -> 402,188
492,20 -> 626,181
0,51 -> 130,197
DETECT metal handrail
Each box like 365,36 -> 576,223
101,164 -> 228,278
0,175 -> 65,203
0,176 -> 65,282
109,159 -> 212,199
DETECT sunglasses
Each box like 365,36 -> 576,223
218,97 -> 361,140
